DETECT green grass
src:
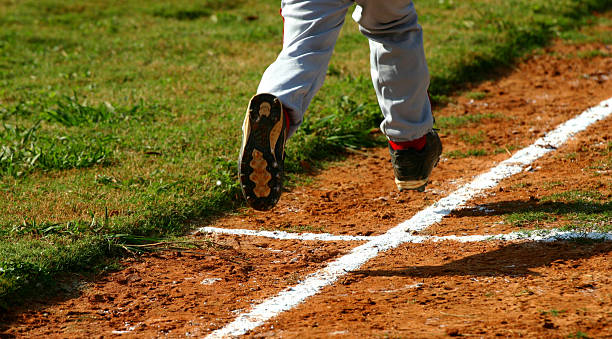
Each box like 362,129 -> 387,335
540,309 -> 567,316
0,121 -> 114,176
568,331 -> 592,339
150,0 -> 244,20
560,10 -> 612,44
465,91 -> 488,100
504,190 -> 611,231
435,113 -> 503,129
1,0 -> 612,304
460,131 -> 486,145
576,49 -> 612,58
506,211 -> 557,227
494,144 -> 520,154
542,181 -> 564,189
444,149 -> 489,159
510,182 -> 530,190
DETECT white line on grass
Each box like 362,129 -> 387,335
199,226 -> 612,243
205,98 -> 612,338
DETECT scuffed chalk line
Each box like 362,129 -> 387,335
197,226 -> 372,242
436,229 -> 612,243
205,97 -> 612,339
199,225 -> 612,243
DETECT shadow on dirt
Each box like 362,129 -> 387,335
352,241 -> 612,278
0,271 -> 103,337
449,199 -> 611,218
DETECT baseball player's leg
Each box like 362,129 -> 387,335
257,0 -> 353,138
353,0 -> 433,142
353,0 -> 441,191
241,0 -> 352,210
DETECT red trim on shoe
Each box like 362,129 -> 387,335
389,135 -> 427,151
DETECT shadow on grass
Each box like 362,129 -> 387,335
353,240 -> 612,278
429,1 -> 612,99
449,199 -> 611,218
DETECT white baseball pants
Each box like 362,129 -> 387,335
257,0 -> 433,142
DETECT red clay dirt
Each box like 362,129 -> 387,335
1,39 -> 611,338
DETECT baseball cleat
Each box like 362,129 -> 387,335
238,93 -> 287,211
390,130 -> 442,192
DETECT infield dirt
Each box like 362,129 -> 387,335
1,39 -> 611,338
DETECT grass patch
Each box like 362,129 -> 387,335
444,149 -> 489,158
151,0 -> 244,21
465,91 -> 487,100
560,10 -> 612,44
540,309 -> 567,317
1,0 -> 612,303
459,131 -> 486,145
506,211 -> 557,227
286,94 -> 385,171
576,49 -> 612,58
504,190 -> 611,231
542,181 -> 564,189
588,141 -> 612,173
435,113 -> 503,129
510,182 -> 531,190
0,122 -> 113,176
42,95 -> 154,127
568,331 -> 592,339
494,144 -> 520,154
542,190 -> 605,202
424,0 -> 612,95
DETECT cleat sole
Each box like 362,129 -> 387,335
238,93 -> 286,211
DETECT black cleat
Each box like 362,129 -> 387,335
390,130 -> 442,192
238,93 -> 287,211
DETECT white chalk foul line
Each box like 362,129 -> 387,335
198,226 -> 372,241
435,229 -> 612,243
199,226 -> 612,243
372,230 -> 612,245
206,98 -> 612,338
